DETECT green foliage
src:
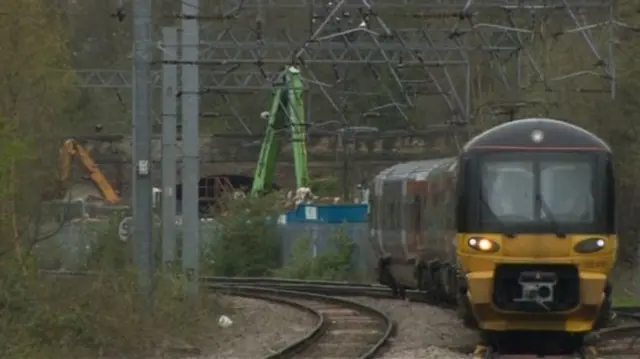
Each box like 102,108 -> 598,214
2,212 -> 222,359
0,0 -> 78,264
201,194 -> 283,276
274,225 -> 355,280
85,212 -> 135,271
309,176 -> 341,197
199,193 -> 356,280
0,259 -> 221,359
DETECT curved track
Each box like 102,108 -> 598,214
210,284 -> 394,359
42,271 -> 639,358
204,276 -> 640,359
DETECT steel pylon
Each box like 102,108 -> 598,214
71,0 -> 616,133
158,0 -> 615,132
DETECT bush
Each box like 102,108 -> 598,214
85,211 -> 135,271
199,193 -> 356,281
1,217 -> 221,359
309,176 -> 341,197
201,193 -> 283,276
274,225 -> 355,280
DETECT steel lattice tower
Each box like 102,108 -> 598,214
150,0 -> 615,133
69,0 -> 616,133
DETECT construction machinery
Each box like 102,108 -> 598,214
251,66 -> 309,195
59,139 -> 121,204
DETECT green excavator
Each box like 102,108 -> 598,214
251,66 -> 310,195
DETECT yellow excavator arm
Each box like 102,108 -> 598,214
60,139 -> 121,204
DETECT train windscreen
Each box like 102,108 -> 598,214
473,151 -> 606,234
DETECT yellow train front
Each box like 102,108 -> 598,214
455,118 -> 616,341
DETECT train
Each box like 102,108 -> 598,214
370,118 -> 617,349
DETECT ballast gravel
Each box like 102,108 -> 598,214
198,296 -> 316,359
193,295 -> 477,359
347,296 -> 479,358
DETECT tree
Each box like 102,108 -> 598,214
0,0 -> 77,267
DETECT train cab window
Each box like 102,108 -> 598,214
469,152 -> 605,234
540,161 -> 594,222
482,161 -> 535,222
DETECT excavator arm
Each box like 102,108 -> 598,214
60,139 -> 121,204
251,66 -> 309,195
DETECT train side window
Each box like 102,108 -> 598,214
386,200 -> 394,229
394,200 -> 399,229
382,199 -> 387,229
422,187 -> 429,217
443,188 -> 453,229
385,200 -> 390,230
396,200 -> 402,230
432,189 -> 440,208
413,195 -> 422,231
369,196 -> 376,227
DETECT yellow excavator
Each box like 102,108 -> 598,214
58,139 -> 121,204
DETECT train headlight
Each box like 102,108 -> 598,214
467,237 -> 500,253
574,237 -> 606,253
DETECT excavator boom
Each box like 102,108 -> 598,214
251,66 -> 309,195
60,139 -> 121,204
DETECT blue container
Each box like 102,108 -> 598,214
278,210 -> 300,225
287,204 -> 368,224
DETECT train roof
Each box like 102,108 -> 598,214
463,118 -> 611,152
374,157 -> 457,181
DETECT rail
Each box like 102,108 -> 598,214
210,284 -> 394,359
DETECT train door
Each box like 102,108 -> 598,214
426,174 -> 447,261
429,173 -> 449,261
381,180 -> 405,258
405,180 -> 426,257
442,172 -> 457,263
370,178 -> 384,258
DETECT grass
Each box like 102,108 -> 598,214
1,263 -> 224,359
611,267 -> 640,307
613,294 -> 640,307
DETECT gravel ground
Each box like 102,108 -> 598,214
348,297 -> 479,359
198,296 -> 316,359
189,295 -> 477,359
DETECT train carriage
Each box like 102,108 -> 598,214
371,158 -> 459,299
370,118 -> 617,351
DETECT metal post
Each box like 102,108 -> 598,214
132,0 -> 154,303
181,0 -> 200,295
161,27 -> 179,270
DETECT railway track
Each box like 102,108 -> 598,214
207,277 -> 640,359
44,271 -> 640,359
209,284 -> 394,359
472,308 -> 640,359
